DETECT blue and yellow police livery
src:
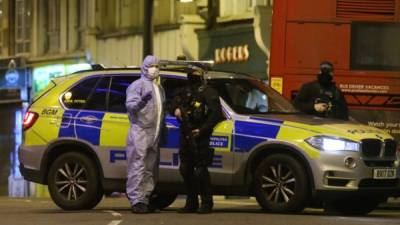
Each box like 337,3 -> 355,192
19,62 -> 399,215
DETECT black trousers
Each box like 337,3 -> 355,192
179,136 -> 214,207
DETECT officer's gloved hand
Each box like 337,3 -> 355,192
192,129 -> 200,137
314,103 -> 328,113
142,92 -> 153,102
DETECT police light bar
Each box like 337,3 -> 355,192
159,60 -> 214,71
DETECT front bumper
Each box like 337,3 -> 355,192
311,150 -> 400,196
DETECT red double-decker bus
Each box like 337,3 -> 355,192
269,0 -> 400,140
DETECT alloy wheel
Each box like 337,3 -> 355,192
55,162 -> 88,201
261,163 -> 296,204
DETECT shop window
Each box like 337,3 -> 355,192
108,75 -> 140,113
351,22 -> 400,71
62,77 -> 110,111
15,0 -> 32,55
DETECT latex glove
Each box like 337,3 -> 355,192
142,92 -> 152,102
314,103 -> 328,113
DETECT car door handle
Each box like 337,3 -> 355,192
80,116 -> 98,123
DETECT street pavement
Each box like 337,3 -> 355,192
0,196 -> 399,225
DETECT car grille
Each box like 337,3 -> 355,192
361,139 -> 397,167
361,139 -> 397,158
384,139 -> 397,157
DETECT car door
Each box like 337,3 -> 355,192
59,76 -> 109,145
59,76 -> 110,172
160,76 -> 234,185
100,74 -> 140,179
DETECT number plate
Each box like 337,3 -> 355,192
373,168 -> 397,179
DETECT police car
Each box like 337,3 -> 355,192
19,60 -> 399,215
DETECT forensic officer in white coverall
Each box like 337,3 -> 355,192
125,55 -> 165,213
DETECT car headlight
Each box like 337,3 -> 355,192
305,136 -> 360,152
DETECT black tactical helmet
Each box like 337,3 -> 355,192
319,61 -> 334,74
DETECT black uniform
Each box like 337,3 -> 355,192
293,76 -> 348,120
170,82 -> 223,213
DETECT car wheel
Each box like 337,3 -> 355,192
150,193 -> 177,210
323,196 -> 382,215
254,154 -> 309,213
48,152 -> 103,210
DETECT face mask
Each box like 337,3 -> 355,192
147,66 -> 160,80
317,72 -> 333,88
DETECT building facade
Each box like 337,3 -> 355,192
0,0 -> 274,197
0,0 -> 204,197
197,0 -> 273,80
0,0 -> 204,91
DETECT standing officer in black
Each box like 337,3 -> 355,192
170,73 -> 223,214
293,61 -> 349,120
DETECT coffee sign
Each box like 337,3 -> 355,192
214,44 -> 249,64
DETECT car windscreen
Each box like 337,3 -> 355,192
208,78 -> 298,114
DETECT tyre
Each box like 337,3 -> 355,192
150,193 -> 177,210
323,196 -> 382,215
48,152 -> 103,210
254,154 -> 309,213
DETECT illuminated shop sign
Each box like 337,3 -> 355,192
0,60 -> 28,102
33,63 -> 91,94
214,44 -> 249,64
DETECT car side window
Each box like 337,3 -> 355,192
161,76 -> 190,102
85,77 -> 110,111
62,76 -> 110,111
209,79 -> 268,114
108,75 -> 140,113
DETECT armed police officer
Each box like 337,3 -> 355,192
170,71 -> 223,214
293,61 -> 348,120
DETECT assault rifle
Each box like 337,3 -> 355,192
178,102 -> 199,157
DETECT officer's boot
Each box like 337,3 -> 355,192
178,160 -> 199,213
178,195 -> 199,213
196,166 -> 213,214
198,195 -> 213,214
